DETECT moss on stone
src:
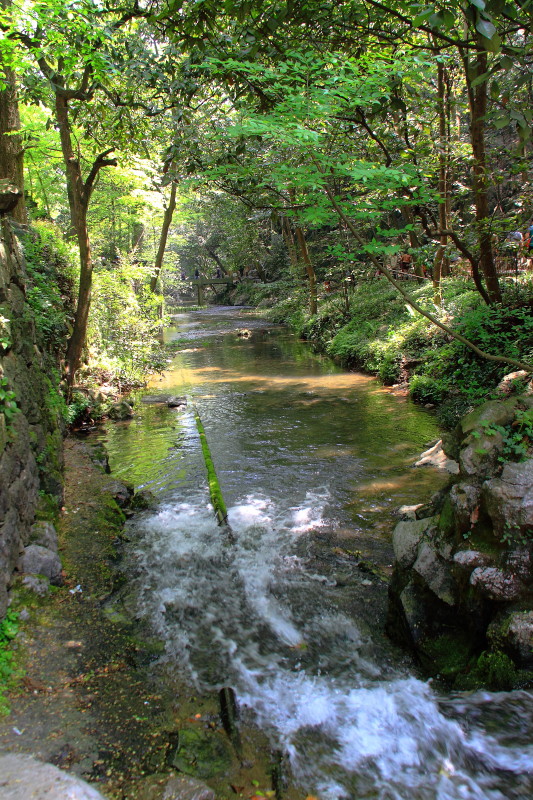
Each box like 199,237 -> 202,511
437,495 -> 455,538
455,649 -> 518,691
420,631 -> 474,679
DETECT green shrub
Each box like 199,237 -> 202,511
0,610 -> 20,716
409,374 -> 444,405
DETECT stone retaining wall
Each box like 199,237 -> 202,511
0,218 -> 65,617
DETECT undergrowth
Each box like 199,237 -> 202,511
240,275 -> 533,428
0,609 -> 21,716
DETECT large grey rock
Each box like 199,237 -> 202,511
0,753 -> 107,798
449,482 -> 481,535
470,566 -> 524,602
460,398 -> 518,436
413,542 -> 456,606
398,581 -> 429,645
453,549 -> 493,573
459,430 -> 504,477
483,459 -> 533,538
29,520 -> 58,551
487,610 -> 533,668
392,517 -> 434,569
503,546 -> 533,584
18,544 -> 62,584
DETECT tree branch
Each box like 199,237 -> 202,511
314,159 -> 532,373
83,148 -> 118,202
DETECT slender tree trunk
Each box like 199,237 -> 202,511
288,188 -> 317,315
463,41 -> 502,303
294,225 -> 317,315
281,216 -> 299,273
149,181 -> 177,293
55,91 -> 93,387
0,2 -> 27,224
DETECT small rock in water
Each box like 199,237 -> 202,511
168,396 -> 187,409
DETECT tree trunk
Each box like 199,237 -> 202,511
149,181 -> 177,293
464,40 -> 502,304
288,188 -> 317,315
0,5 -> 27,225
294,225 -> 317,316
281,216 -> 299,273
55,91 -> 93,387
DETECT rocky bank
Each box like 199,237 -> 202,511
388,390 -> 533,687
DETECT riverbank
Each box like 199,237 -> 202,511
0,435 -> 280,800
226,274 -> 533,429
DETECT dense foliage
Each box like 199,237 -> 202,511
0,0 -> 532,401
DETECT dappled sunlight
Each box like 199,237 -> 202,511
156,362 -> 374,394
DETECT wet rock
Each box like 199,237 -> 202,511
166,727 -> 232,779
398,581 -> 429,646
18,544 -> 62,584
102,479 -> 134,508
135,773 -> 216,800
392,517 -> 434,569
459,430 -> 504,477
397,504 -> 423,521
0,753 -> 107,798
130,489 -> 156,511
28,520 -> 58,551
414,440 -> 459,474
413,542 -> 456,606
453,549 -> 493,573
470,566 -> 524,602
487,610 -> 533,668
107,400 -> 133,420
22,574 -> 51,596
167,396 -> 187,409
449,483 -> 481,535
483,459 -> 533,538
503,546 -> 533,584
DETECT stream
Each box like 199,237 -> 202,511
102,307 -> 533,800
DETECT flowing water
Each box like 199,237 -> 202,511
102,307 -> 533,800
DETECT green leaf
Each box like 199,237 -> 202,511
476,18 -> 497,39
469,0 -> 486,9
413,6 -> 435,26
492,114 -> 509,130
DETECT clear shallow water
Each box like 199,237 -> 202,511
102,307 -> 533,800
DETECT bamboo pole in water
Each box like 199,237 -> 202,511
193,405 -> 235,539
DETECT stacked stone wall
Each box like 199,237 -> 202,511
0,218 -> 64,617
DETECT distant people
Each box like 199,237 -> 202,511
181,271 -> 186,280
324,280 -> 332,293
215,267 -> 221,278
194,268 -> 200,279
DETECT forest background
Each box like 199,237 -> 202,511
1,0 -> 533,429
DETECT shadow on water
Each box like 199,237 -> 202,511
101,307 -> 533,800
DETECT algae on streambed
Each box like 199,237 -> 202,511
0,436 -> 281,800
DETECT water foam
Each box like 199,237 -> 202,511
128,491 -> 533,800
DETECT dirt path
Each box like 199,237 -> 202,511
0,437 -> 277,799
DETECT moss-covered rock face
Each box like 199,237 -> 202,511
0,219 -> 68,618
388,391 -> 533,688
